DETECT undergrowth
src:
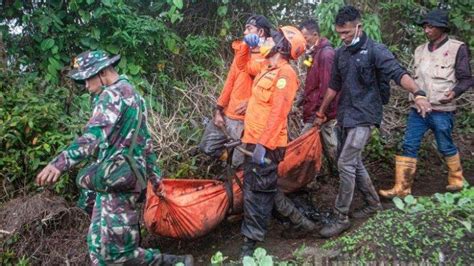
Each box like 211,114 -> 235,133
323,186 -> 474,264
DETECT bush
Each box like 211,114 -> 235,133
0,70 -> 88,200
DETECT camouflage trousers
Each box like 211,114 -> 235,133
87,192 -> 161,265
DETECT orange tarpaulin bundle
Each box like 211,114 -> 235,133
144,128 -> 322,239
278,127 -> 323,193
144,171 -> 244,239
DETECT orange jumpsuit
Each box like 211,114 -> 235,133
235,45 -> 299,149
200,41 -> 267,167
236,42 -> 300,243
217,41 -> 267,121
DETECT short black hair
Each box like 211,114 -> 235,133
335,5 -> 361,26
246,15 -> 273,37
299,19 -> 320,34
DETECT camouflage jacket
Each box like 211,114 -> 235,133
52,76 -> 161,190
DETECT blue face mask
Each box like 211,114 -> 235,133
347,24 -> 362,47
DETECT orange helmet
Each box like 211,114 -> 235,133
280,26 -> 306,60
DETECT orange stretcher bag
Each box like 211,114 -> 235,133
144,128 -> 322,239
144,171 -> 244,239
278,127 -> 323,193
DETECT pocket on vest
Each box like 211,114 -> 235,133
433,62 -> 455,81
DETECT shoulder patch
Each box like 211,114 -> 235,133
276,78 -> 287,89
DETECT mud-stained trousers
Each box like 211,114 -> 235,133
273,190 -> 309,226
88,192 -> 162,265
241,144 -> 285,241
334,126 -> 381,216
199,116 -> 245,168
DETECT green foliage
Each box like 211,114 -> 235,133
324,187 -> 474,264
0,235 -> 30,265
211,251 -> 228,265
363,128 -> 397,170
362,13 -> 382,42
316,0 -> 382,47
0,70 -> 88,199
1,0 -> 226,85
210,247 -> 295,265
0,0 -> 472,201
0,0 -> 229,188
290,243 -> 306,265
243,247 -> 274,266
316,0 -> 345,46
456,109 -> 474,135
379,1 -> 473,63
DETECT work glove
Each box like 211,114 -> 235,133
243,33 -> 260,48
252,144 -> 267,166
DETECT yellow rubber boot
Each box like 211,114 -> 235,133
379,156 -> 417,199
445,153 -> 465,191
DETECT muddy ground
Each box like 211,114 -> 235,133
144,156 -> 473,265
1,134 -> 472,265
141,134 -> 474,265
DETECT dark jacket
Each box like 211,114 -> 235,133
330,33 -> 408,128
302,38 -> 338,123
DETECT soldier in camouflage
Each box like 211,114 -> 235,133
36,50 -> 193,265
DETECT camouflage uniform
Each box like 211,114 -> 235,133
51,51 -> 162,265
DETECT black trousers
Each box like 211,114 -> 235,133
241,144 -> 285,241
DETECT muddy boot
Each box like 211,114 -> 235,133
445,153 -> 465,191
379,156 -> 416,199
240,237 -> 256,259
351,203 -> 383,219
319,212 -> 350,238
281,216 -> 316,239
157,254 -> 194,266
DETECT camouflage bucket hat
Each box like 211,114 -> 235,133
68,50 -> 121,84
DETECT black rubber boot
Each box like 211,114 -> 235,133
351,203 -> 383,219
159,254 -> 194,266
319,212 -> 350,238
240,237 -> 257,260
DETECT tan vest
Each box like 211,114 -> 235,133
411,39 -> 463,112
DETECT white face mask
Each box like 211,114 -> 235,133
347,24 -> 361,47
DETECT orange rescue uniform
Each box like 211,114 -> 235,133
217,41 -> 267,121
235,45 -> 299,150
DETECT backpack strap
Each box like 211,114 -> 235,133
124,99 -> 147,189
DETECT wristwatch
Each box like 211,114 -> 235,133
413,90 -> 427,97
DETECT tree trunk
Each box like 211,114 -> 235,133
0,32 -> 7,70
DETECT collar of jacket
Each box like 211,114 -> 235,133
428,35 -> 449,52
268,58 -> 289,70
310,37 -> 331,55
344,31 -> 368,54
